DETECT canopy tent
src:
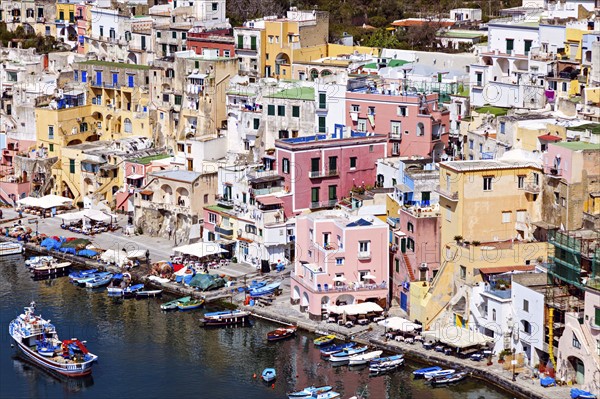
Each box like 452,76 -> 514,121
100,249 -> 127,266
17,197 -> 41,207
378,317 -> 422,332
327,302 -> 383,316
173,242 -> 227,259
188,273 -> 226,291
34,195 -> 74,209
422,327 -> 494,349
61,209 -> 116,223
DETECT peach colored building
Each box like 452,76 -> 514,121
290,209 -> 389,320
345,88 -> 449,159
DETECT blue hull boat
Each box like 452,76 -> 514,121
261,368 -> 276,382
123,284 -> 144,298
540,377 -> 556,387
85,273 -> 114,288
571,388 -> 597,399
329,346 -> 368,363
69,269 -> 98,283
77,272 -> 111,286
249,281 -> 282,297
413,366 -> 442,378
320,342 -> 356,357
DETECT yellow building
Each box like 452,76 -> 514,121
410,153 -> 549,327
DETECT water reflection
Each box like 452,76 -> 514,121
12,355 -> 94,394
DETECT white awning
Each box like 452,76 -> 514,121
332,276 -> 347,282
60,209 -> 116,223
18,195 -> 73,209
378,317 -> 422,332
127,174 -> 144,180
173,241 -> 227,259
188,73 -> 207,79
422,327 -> 494,349
327,302 -> 383,316
362,273 -> 376,280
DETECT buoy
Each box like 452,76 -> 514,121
253,373 -> 257,379
271,384 -> 275,389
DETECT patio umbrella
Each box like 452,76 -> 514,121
332,276 -> 347,282
362,273 -> 376,281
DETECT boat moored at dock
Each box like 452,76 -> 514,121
287,386 -> 333,399
8,302 -> 98,378
267,326 -> 297,342
160,296 -> 191,311
0,242 -> 23,256
413,366 -> 442,378
201,310 -> 251,326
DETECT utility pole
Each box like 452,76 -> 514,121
512,347 -> 517,381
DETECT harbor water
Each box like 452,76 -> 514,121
0,255 -> 512,398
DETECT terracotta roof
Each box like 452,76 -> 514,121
478,265 -> 535,274
256,195 -> 283,206
538,134 -> 562,142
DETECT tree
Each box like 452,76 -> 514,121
361,28 -> 401,48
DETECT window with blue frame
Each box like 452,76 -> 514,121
96,71 -> 102,85
128,75 -> 134,88
81,71 -> 87,83
112,73 -> 118,86
74,70 -> 78,81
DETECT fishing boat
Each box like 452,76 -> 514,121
320,342 -> 356,357
201,310 -> 251,326
261,368 -> 276,382
68,269 -> 98,283
431,371 -> 467,385
413,366 -> 442,378
249,281 -> 282,297
424,369 -> 455,380
267,326 -> 297,341
313,334 -> 336,346
135,289 -> 163,298
176,298 -> 204,310
31,262 -> 72,278
329,346 -> 368,364
85,273 -> 114,288
571,388 -> 598,399
369,356 -> 404,373
8,302 -> 98,377
122,284 -> 144,298
160,296 -> 191,311
25,256 -> 54,267
76,272 -> 111,287
0,242 -> 23,256
348,350 -> 383,366
287,386 -> 333,399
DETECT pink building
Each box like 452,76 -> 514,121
390,206 -> 441,313
115,154 -> 172,212
275,132 -> 387,215
75,4 -> 89,54
290,209 -> 389,320
345,87 -> 449,159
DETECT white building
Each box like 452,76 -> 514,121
450,8 -> 482,22
471,280 -> 514,355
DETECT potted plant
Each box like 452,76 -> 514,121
472,240 -> 481,246
453,235 -> 463,244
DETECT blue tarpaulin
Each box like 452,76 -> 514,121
40,238 -> 61,250
59,247 -> 76,254
540,377 -> 556,387
77,249 -> 98,257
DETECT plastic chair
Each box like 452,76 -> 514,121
317,284 -> 322,292
324,283 -> 329,291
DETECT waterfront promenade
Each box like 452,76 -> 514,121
0,207 -> 575,399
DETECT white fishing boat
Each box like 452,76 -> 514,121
0,242 -> 23,256
348,350 -> 383,366
8,302 -> 98,377
424,369 -> 455,380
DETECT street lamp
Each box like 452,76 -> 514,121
512,348 -> 517,381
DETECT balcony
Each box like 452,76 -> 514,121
389,132 -> 402,140
357,251 -> 371,260
582,211 -> 600,228
522,183 -> 541,194
215,225 -> 234,238
217,196 -> 234,209
589,319 -> 600,331
308,169 -> 339,179
309,199 -> 338,209
435,185 -> 459,201
544,166 -> 562,177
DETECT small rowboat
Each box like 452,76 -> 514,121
176,298 -> 204,310
313,334 -> 336,346
69,269 -> 98,283
288,386 -> 333,399
122,284 -> 144,298
413,366 -> 442,378
135,290 -> 163,298
261,368 -> 276,382
329,346 -> 368,363
320,342 -> 356,357
161,296 -> 191,311
85,273 -> 114,288
431,371 -> 467,385
348,350 -> 383,366
571,388 -> 598,399
267,326 -> 297,342
424,369 -> 455,380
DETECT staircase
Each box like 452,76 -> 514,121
402,253 -> 416,282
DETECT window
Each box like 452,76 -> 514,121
397,106 -> 407,116
49,144 -> 54,152
572,333 -> 581,349
391,121 -> 401,135
182,32 -> 187,40
318,93 -> 326,109
417,122 -> 425,136
99,26 -> 104,37
595,307 -> 600,327
500,121 -> 505,134
174,95 -> 182,105
323,232 -> 330,247
445,205 -> 452,222
208,213 -> 217,223
597,339 -> 600,356
492,308 -> 496,321
69,159 -> 75,174
336,258 -> 344,265
318,116 -> 326,133
359,241 -> 370,256
523,299 -> 529,312
407,222 -> 414,232
516,210 -> 527,223
250,36 -> 256,50
328,185 -> 336,201
80,123 -> 88,132
172,31 -> 177,39
368,106 -> 375,115
407,238 -> 415,252
476,72 -> 483,86
357,118 -> 367,132
292,106 -> 300,118
369,145 -> 374,153
502,211 -> 511,223
267,104 -> 275,115
562,82 -> 567,92
204,194 -> 209,204
533,172 -> 539,186
469,139 -> 474,149
310,158 -> 320,173
395,258 -> 400,273
479,143 -> 483,153
156,31 -> 161,38
483,176 -> 493,191
311,187 -> 320,203
460,265 -> 466,279
506,38 -> 514,54
124,118 -> 132,133
350,157 -> 357,169
212,2 -> 218,10
518,175 -> 525,189
282,158 -> 290,174
309,229 -> 313,240
48,126 -> 54,140
351,104 -> 360,112
81,71 -> 87,83
277,105 -> 285,116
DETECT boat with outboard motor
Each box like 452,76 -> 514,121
8,302 -> 98,377
287,386 -> 333,399
201,310 -> 251,326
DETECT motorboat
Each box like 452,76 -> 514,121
201,310 -> 250,326
261,368 -> 276,382
313,335 -> 336,346
369,357 -> 404,373
329,346 -> 368,364
320,342 -> 356,357
122,284 -> 144,298
287,386 -> 333,399
267,326 -> 297,342
0,242 -> 23,256
68,269 -> 98,283
413,366 -> 442,378
161,296 -> 191,311
431,371 -> 467,385
424,369 -> 455,380
571,388 -> 598,399
25,256 -> 54,267
348,350 -> 383,366
31,262 -> 72,278
85,273 -> 114,288
249,281 -> 282,297
135,290 -> 163,298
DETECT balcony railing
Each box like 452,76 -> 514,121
522,183 -> 541,193
217,196 -> 234,208
357,251 -> 371,260
309,199 -> 337,209
544,166 -> 562,177
308,169 -> 338,178
215,225 -> 234,237
389,132 -> 402,140
435,185 -> 459,201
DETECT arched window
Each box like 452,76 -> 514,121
124,118 -> 132,133
492,309 -> 496,321
417,122 -> 425,136
309,69 -> 319,81
407,222 -> 414,233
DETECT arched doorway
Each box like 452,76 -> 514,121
301,291 -> 309,307
321,295 -> 330,312
567,356 -> 585,385
84,177 -> 94,195
127,52 -> 137,64
176,187 -> 189,207
336,294 -> 355,306
275,53 -> 290,75
292,286 -> 300,301
161,184 -> 173,204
